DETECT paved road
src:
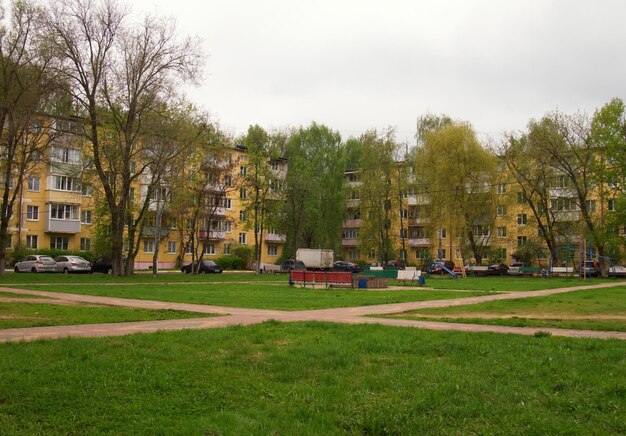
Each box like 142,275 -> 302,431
1,281 -> 625,343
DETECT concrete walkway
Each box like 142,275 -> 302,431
1,281 -> 625,343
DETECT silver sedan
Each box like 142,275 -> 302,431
54,255 -> 92,274
14,255 -> 57,273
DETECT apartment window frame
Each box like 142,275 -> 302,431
167,241 -> 177,253
267,245 -> 278,256
80,237 -> 91,251
27,176 -> 40,192
26,205 -> 39,221
143,239 -> 155,253
50,236 -> 69,250
26,234 -> 38,249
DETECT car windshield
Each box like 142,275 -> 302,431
41,256 -> 54,261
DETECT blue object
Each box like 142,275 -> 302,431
418,276 -> 426,286
358,278 -> 368,289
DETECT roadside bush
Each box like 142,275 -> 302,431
215,255 -> 245,270
232,245 -> 253,269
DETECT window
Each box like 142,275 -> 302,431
50,175 -> 81,192
608,199 -> 616,212
342,229 -> 358,239
551,198 -> 578,212
27,177 -> 40,192
80,238 -> 91,251
551,175 -> 568,189
50,147 -> 80,164
239,210 -> 247,222
500,248 -> 507,260
129,188 -> 136,204
223,244 -> 231,255
497,227 -> 507,238
496,205 -> 507,216
50,204 -> 78,220
348,249 -> 358,260
517,214 -> 527,225
26,205 -> 39,220
143,240 -> 155,253
240,166 -> 247,176
368,249 -> 376,259
585,200 -> 596,213
239,233 -> 247,244
223,198 -> 232,209
400,209 -> 408,219
1,175 -> 15,189
472,225 -> 490,237
517,191 -> 526,203
240,188 -> 247,200
400,228 -> 408,239
497,183 -> 506,194
437,228 -> 447,239
517,236 -> 527,247
410,227 -> 426,238
223,221 -> 232,232
26,235 -> 38,249
4,235 -> 12,248
167,241 -> 177,253
50,236 -> 69,250
415,248 -> 429,259
81,210 -> 92,224
267,245 -> 278,256
204,243 -> 215,255
82,183 -> 93,196
437,249 -> 446,260
224,175 -> 233,187
185,243 -> 193,254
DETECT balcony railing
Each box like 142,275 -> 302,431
408,217 -> 429,225
141,226 -> 171,238
199,230 -> 226,240
341,238 -> 358,247
45,218 -> 80,233
265,233 -> 286,243
407,195 -> 430,206
408,238 -> 431,246
46,190 -> 82,204
343,219 -> 362,228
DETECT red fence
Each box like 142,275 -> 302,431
289,270 -> 353,288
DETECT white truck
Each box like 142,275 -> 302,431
296,248 -> 334,270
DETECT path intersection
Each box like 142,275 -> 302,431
1,281 -> 625,343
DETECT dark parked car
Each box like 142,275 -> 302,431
280,259 -> 305,272
181,260 -> 223,274
333,260 -> 362,273
91,256 -> 113,274
487,263 -> 509,276
385,259 -> 406,270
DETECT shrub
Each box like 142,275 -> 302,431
215,255 -> 245,270
232,245 -> 253,269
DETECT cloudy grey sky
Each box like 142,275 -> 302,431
132,0 -> 626,144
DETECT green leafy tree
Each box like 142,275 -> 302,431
417,121 -> 497,264
283,123 -> 345,257
358,128 -> 399,265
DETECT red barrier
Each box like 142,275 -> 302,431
289,270 -> 353,287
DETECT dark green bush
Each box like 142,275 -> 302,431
215,255 -> 245,270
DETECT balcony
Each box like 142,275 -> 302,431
408,217 -> 429,226
407,195 -> 430,206
46,218 -> 80,233
265,233 -> 286,243
141,226 -> 171,238
199,230 -> 226,240
343,219 -> 362,228
46,190 -> 82,205
554,211 -> 580,222
408,238 -> 431,246
341,238 -> 358,247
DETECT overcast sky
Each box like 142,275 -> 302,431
131,0 -> 626,145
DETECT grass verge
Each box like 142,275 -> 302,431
386,286 -> 626,332
0,302 -> 215,329
0,322 -> 624,434
410,276 -> 621,292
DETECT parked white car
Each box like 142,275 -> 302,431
54,255 -> 92,274
14,255 -> 56,273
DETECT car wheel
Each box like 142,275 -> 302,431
31,267 -> 37,273
14,266 -> 19,273
63,268 -> 69,274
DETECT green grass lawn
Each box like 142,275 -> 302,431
388,286 -> 626,332
0,322 -> 624,434
9,282 -> 486,310
0,302 -> 215,329
413,275 -> 622,292
0,290 -> 46,299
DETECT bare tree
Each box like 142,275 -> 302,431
0,0 -> 59,274
44,0 -> 203,275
